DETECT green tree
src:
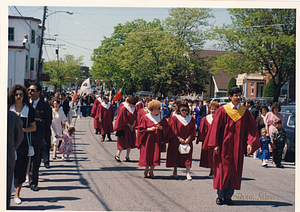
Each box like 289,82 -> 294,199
226,77 -> 237,96
263,78 -> 275,97
212,9 -> 295,102
91,8 -> 214,96
44,54 -> 84,91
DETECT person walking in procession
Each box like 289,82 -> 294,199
202,87 -> 260,205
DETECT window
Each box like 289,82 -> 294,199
25,55 -> 29,70
31,30 -> 35,43
30,58 -> 34,71
251,83 -> 254,95
8,27 -> 14,41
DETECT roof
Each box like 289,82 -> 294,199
9,15 -> 41,24
199,50 -> 237,90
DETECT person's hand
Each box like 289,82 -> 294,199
260,149 -> 263,154
98,117 -> 102,122
214,146 -> 220,154
148,126 -> 156,131
55,135 -> 60,139
247,144 -> 252,155
157,125 -> 163,130
184,137 -> 190,144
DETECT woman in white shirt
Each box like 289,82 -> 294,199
51,98 -> 68,159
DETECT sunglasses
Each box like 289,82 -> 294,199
28,89 -> 35,92
180,109 -> 188,112
15,94 -> 24,97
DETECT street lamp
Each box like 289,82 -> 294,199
46,10 -> 73,18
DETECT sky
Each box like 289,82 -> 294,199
8,6 -> 232,68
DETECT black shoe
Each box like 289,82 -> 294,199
95,130 -> 98,134
30,185 -> 39,191
216,198 -> 224,205
224,199 -> 235,205
108,137 -> 112,141
114,155 -> 121,162
276,165 -> 284,168
44,163 -> 50,169
125,157 -> 131,162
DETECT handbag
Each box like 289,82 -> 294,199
178,144 -> 191,154
26,114 -> 35,157
116,129 -> 125,137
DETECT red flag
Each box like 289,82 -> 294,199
112,85 -> 125,101
72,86 -> 78,103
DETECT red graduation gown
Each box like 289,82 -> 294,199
95,103 -> 114,135
197,116 -> 213,168
166,114 -> 196,168
202,106 -> 260,190
136,108 -> 149,148
135,102 -> 143,111
137,115 -> 170,166
113,105 -> 137,150
91,99 -> 102,129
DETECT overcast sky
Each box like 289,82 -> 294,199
8,6 -> 232,68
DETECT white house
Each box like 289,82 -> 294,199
8,15 -> 41,91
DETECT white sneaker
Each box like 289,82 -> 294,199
186,173 -> 192,181
66,156 -> 70,160
14,197 -> 22,204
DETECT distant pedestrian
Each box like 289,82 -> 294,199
58,126 -> 76,160
96,96 -> 114,142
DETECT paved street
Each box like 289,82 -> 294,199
9,115 -> 295,211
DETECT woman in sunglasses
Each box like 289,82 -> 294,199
136,100 -> 170,178
8,84 -> 36,205
166,102 -> 196,180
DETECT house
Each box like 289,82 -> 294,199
199,50 -> 237,99
8,15 -> 41,91
200,50 -> 295,101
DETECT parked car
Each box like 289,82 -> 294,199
281,105 -> 295,113
281,112 -> 295,162
135,91 -> 155,98
210,97 -> 230,105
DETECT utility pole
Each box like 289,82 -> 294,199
36,6 -> 47,83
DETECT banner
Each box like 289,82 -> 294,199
78,78 -> 91,95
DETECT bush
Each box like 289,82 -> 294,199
226,77 -> 237,96
263,78 -> 275,97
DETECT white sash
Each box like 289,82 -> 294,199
124,102 -> 135,114
175,114 -> 191,126
206,114 -> 213,124
97,97 -> 104,103
146,113 -> 161,125
101,101 -> 111,109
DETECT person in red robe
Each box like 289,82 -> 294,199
91,92 -> 104,134
135,98 -> 144,111
136,97 -> 152,148
113,96 -> 138,162
196,101 -> 219,178
136,100 -> 170,179
166,102 -> 196,180
95,96 -> 114,142
166,100 -> 181,170
202,87 -> 260,205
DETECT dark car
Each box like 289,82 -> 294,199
281,105 -> 295,113
281,112 -> 295,162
